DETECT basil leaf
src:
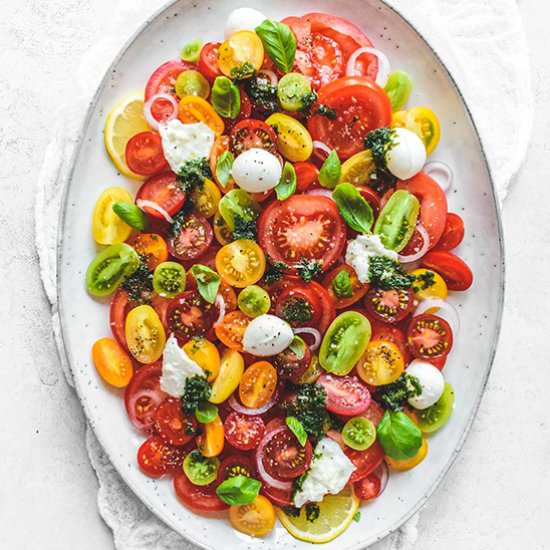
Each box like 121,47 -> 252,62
332,182 -> 374,233
319,150 -> 341,189
377,410 -> 422,460
288,335 -> 306,360
384,70 -> 413,112
275,161 -> 297,201
285,416 -> 308,447
215,150 -> 234,189
190,264 -> 221,304
112,202 -> 149,231
216,475 -> 261,505
255,20 -> 296,73
211,76 -> 241,119
332,269 -> 353,299
195,402 -> 218,424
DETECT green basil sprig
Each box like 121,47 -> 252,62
211,76 -> 241,119
332,270 -> 353,299
275,161 -> 297,201
216,475 -> 261,506
255,20 -> 296,73
384,70 -> 413,111
377,410 -> 422,460
332,182 -> 374,234
319,150 -> 341,189
190,264 -> 221,304
285,416 -> 308,446
112,202 -> 149,231
215,150 -> 234,189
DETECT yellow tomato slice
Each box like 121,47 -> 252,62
218,31 -> 264,79
239,361 -> 278,408
356,339 -> 404,386
182,338 -> 221,382
215,239 -> 266,288
125,305 -> 166,364
406,106 -> 441,155
391,110 -> 408,128
178,96 -> 225,135
192,178 -> 221,218
196,415 -> 224,457
229,495 -> 276,537
92,186 -> 134,245
339,150 -> 375,186
209,349 -> 244,404
386,438 -> 428,471
265,113 -> 313,162
409,268 -> 448,303
91,337 -> 133,388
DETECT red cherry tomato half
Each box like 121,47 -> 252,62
354,473 -> 382,501
145,59 -> 193,99
346,440 -> 385,483
370,319 -> 409,361
168,213 -> 213,261
110,288 -> 131,350
224,412 -> 266,451
136,172 -> 187,219
434,212 -> 465,251
317,374 -> 371,416
272,342 -> 312,383
422,250 -> 474,291
275,285 -> 323,328
357,186 -> 382,215
230,119 -> 278,156
323,264 -> 369,309
407,313 -> 453,360
364,286 -> 415,324
199,42 -> 222,82
295,162 -> 319,193
261,427 -> 312,480
261,483 -> 293,508
363,400 -> 385,427
174,469 -> 229,512
216,454 -> 256,485
125,132 -> 168,177
154,398 -> 197,446
137,435 -> 186,478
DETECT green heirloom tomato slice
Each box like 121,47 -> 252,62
218,189 -> 261,231
384,70 -> 413,112
175,70 -> 211,99
277,72 -> 311,111
238,285 -> 271,317
417,382 -> 455,433
153,261 -> 186,298
319,311 -> 372,375
86,243 -> 140,297
374,189 -> 420,252
342,416 -> 376,451
183,451 -> 220,486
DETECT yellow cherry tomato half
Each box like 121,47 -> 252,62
386,438 -> 428,471
182,338 -> 221,382
217,31 -> 264,79
125,304 -> 166,364
92,337 -> 133,388
405,106 -> 441,155
409,268 -> 448,303
265,113 -> 313,162
192,178 -> 221,219
213,210 -> 233,246
178,96 -> 225,135
229,495 -> 276,537
92,186 -> 134,245
239,361 -> 278,409
209,349 -> 245,404
356,339 -> 404,386
215,239 -> 266,288
196,415 -> 224,457
391,110 -> 408,129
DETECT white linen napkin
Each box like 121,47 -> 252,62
35,0 -> 533,548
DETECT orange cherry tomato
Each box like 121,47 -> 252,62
179,96 -> 225,135
323,264 -> 369,309
229,495 -> 275,537
92,337 -> 133,388
214,310 -> 251,352
239,361 -> 278,409
128,233 -> 169,270
196,415 -> 224,457
219,281 -> 238,312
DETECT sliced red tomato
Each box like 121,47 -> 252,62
261,427 -> 312,480
224,412 -> 265,451
258,195 -> 346,273
422,250 -> 473,291
110,288 -> 131,349
168,213 -> 213,261
167,290 -> 218,344
346,440 -> 385,483
137,435 -> 187,478
261,483 -> 293,508
154,398 -> 197,446
323,264 -> 368,309
354,473 -> 382,501
363,400 -> 385,427
295,162 -> 319,193
124,362 -> 167,433
275,284 -> 323,327
309,280 -> 337,333
136,173 -> 186,219
216,454 -> 256,485
364,287 -> 415,324
230,119 -> 278,156
199,42 -> 222,82
174,469 -> 229,512
125,132 -> 168,177
434,212 -> 465,251
397,172 -> 448,249
272,342 -> 312,383
370,319 -> 409,360
407,313 -> 453,360
145,59 -> 193,99
308,77 -> 392,159
317,374 -> 371,416
357,186 -> 382,215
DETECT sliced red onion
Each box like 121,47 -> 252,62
373,461 -> 390,496
214,294 -> 226,327
413,298 -> 460,335
143,93 -> 178,131
397,224 -> 430,263
136,199 -> 174,224
312,140 -> 331,159
228,393 -> 277,416
306,188 -> 334,201
424,161 -> 453,193
293,327 -> 322,351
257,69 -> 278,86
256,426 -> 294,491
346,47 -> 390,87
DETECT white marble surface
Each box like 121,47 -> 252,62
1,0 -> 548,549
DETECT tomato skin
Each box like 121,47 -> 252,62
154,398 -> 197,446
363,400 -> 385,427
345,440 -> 385,483
145,59 -> 193,99
199,42 -> 222,81
167,290 -> 218,344
196,415 -> 225,457
215,310 -> 251,352
136,173 -> 187,219
295,162 -> 319,193
137,435 -> 186,478
224,412 -> 265,451
317,374 -> 371,416
434,212 -> 465,251
92,337 -> 134,388
174,469 -> 229,512
354,474 -> 382,501
125,132 -> 168,177
230,119 -> 278,156
168,214 -> 213,262
422,250 -> 474,291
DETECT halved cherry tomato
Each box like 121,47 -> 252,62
183,338 -> 220,382
228,495 -> 275,537
406,106 -> 441,154
217,30 -> 264,78
407,313 -> 453,359
214,310 -> 251,352
295,162 -> 319,193
154,398 -> 197,446
92,337 -> 133,388
317,374 -> 371,416
434,212 -> 465,251
275,284 -> 323,327
196,415 -> 224,457
230,119 -> 278,156
199,42 -> 222,81
125,132 -> 168,176
224,412 -> 265,451
257,195 -> 346,273
219,280 -> 237,311
261,427 -> 312,480
409,268 -> 448,302
110,288 -> 132,349
239,361 -> 277,409
209,349 -> 245,404
370,319 -> 409,361
386,438 -> 428,471
124,362 -> 167,433
364,286 -> 414,323
272,341 -> 312,383
346,440 -> 385,483
422,250 -> 474,291
356,339 -> 405,386
137,435 -> 186,478
178,96 -> 225,135
323,264 -> 368,309
354,473 -> 381,501
216,454 -> 255,485
128,233 -> 168,270
363,400 -> 385,427
125,305 -> 166,364
136,172 -> 187,219
210,135 -> 235,192
168,213 -> 213,261
191,178 -> 221,219
174,468 -> 229,512
167,290 -> 218,344
261,483 -> 293,508
357,186 -> 382,215
215,240 -> 266,288
92,187 -> 133,245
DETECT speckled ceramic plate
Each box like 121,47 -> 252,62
57,0 -> 504,548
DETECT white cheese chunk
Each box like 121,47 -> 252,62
160,335 -> 204,397
407,360 -> 445,410
345,234 -> 398,284
242,314 -> 294,357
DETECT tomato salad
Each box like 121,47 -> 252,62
88,7 -> 472,544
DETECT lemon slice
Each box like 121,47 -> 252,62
276,485 -> 359,544
104,92 -> 151,179
340,150 -> 375,186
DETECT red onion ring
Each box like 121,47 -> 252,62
228,393 -> 277,416
424,161 -> 453,193
345,47 -> 390,87
397,224 -> 430,263
312,140 -> 331,160
293,327 -> 322,351
257,69 -> 278,86
136,199 -> 174,223
373,461 -> 390,496
413,298 -> 460,335
214,294 -> 226,327
306,188 -> 334,201
143,93 -> 178,131
256,426 -> 293,491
